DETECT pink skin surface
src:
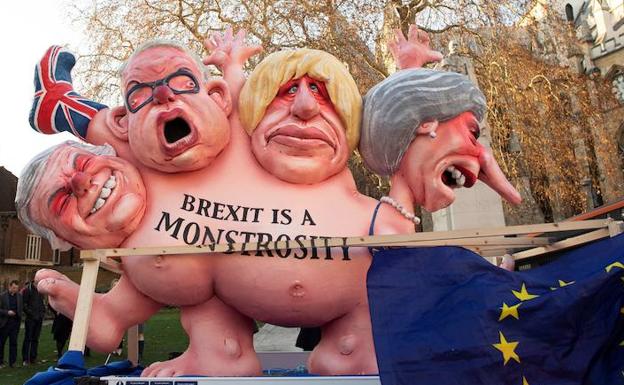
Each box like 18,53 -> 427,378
250,76 -> 350,184
35,30 -> 437,376
390,112 -> 522,213
29,145 -> 146,250
111,46 -> 232,173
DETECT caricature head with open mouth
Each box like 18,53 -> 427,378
360,69 -> 521,212
16,141 -> 146,250
239,49 -> 361,184
107,41 -> 232,173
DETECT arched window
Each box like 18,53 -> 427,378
565,4 -> 574,22
618,123 -> 624,174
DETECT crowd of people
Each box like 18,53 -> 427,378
0,276 -> 71,369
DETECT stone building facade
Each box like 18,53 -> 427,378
424,0 -> 624,231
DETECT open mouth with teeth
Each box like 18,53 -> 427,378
441,165 -> 477,189
90,174 -> 117,214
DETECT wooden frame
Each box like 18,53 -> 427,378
68,219 -> 622,366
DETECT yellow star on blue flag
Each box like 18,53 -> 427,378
606,261 -> 624,273
499,302 -> 521,321
492,331 -> 520,365
512,283 -> 539,301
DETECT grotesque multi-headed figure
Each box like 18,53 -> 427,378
20,27 -> 520,377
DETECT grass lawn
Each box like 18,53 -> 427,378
0,307 -> 187,385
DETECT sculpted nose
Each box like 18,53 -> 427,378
153,85 -> 175,105
70,172 -> 91,197
291,87 -> 320,121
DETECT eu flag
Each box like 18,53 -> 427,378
367,233 -> 624,385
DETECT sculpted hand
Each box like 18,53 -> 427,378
203,27 -> 262,72
388,25 -> 443,70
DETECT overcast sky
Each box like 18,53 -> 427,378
0,1 -> 86,177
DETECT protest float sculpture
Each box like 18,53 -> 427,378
19,27 -> 522,377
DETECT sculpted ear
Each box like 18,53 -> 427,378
205,78 -> 232,117
416,120 -> 439,137
106,106 -> 129,142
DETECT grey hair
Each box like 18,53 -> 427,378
359,69 -> 487,176
15,141 -> 116,251
118,39 -> 209,88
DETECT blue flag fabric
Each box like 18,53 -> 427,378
24,350 -> 143,385
367,233 -> 624,385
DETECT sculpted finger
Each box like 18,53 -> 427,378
203,37 -> 217,52
243,45 -> 263,58
394,28 -> 406,44
408,24 -> 419,41
235,29 -> 246,42
388,40 -> 398,57
223,26 -> 233,42
427,50 -> 444,63
203,51 -> 227,67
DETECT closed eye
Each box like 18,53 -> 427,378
49,188 -> 72,216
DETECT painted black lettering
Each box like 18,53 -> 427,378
301,209 -> 316,226
182,222 -> 200,245
275,234 -> 292,258
224,205 -> 241,221
181,194 -> 195,212
293,235 -> 308,259
256,232 -> 274,257
197,198 -> 211,217
154,211 -> 184,239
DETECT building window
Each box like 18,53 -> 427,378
565,4 -> 574,22
25,234 -> 42,261
612,74 -> 624,103
618,123 -> 624,175
53,249 -> 61,265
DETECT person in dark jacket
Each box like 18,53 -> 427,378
51,308 -> 72,359
21,278 -> 46,365
0,280 -> 23,368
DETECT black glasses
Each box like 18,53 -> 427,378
125,69 -> 200,113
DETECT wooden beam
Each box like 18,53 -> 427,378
512,228 -> 610,260
80,220 -> 611,259
127,325 -> 139,366
68,254 -> 100,352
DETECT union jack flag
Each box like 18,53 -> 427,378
29,46 -> 107,140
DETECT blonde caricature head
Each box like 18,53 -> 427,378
239,48 -> 361,151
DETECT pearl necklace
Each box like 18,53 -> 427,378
380,196 -> 421,225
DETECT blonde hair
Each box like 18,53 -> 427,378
239,49 -> 361,151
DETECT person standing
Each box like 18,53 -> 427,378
50,307 -> 72,359
0,280 -> 23,368
21,277 -> 45,365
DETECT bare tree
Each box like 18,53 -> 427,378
67,0 -> 623,222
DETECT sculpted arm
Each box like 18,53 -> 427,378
36,269 -> 161,352
203,28 -> 262,108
